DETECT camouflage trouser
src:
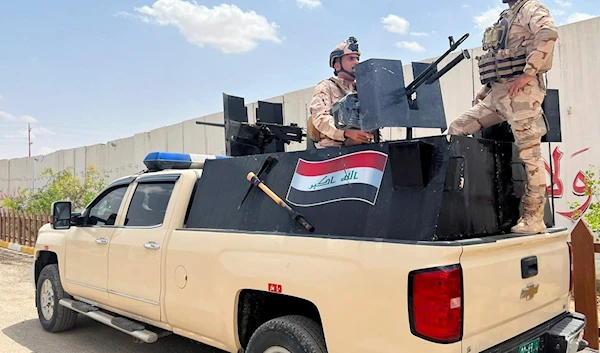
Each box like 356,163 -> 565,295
448,76 -> 548,222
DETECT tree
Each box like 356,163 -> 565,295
1,165 -> 108,214
568,164 -> 600,240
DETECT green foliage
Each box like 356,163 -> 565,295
1,165 -> 107,214
568,164 -> 600,239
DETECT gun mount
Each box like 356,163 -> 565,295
196,93 -> 305,157
195,120 -> 304,155
333,33 -> 471,136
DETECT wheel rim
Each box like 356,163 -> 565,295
264,347 -> 291,353
40,279 -> 55,321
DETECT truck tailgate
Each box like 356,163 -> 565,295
459,229 -> 571,353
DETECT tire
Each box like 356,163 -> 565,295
36,264 -> 78,332
245,315 -> 327,353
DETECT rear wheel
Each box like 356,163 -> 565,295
36,264 -> 78,332
245,315 -> 327,353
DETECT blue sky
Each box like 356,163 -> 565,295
0,0 -> 598,159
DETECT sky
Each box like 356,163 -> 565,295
0,0 -> 598,160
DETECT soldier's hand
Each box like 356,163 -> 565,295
344,130 -> 374,144
507,73 -> 535,97
475,92 -> 487,104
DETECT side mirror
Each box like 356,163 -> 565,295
51,201 -> 72,230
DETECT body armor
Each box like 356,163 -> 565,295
477,0 -> 529,84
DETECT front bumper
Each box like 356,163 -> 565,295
482,312 -> 587,353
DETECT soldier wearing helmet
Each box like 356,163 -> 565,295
307,37 -> 374,148
447,0 -> 558,234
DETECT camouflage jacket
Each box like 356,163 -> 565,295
308,77 -> 356,147
508,0 -> 559,77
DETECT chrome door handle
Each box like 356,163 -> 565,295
95,238 -> 109,245
144,242 -> 160,250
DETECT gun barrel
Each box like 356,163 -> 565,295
195,121 -> 226,128
405,33 -> 469,94
425,49 -> 471,85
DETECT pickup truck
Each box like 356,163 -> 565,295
32,142 -> 588,353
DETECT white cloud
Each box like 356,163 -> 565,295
381,14 -> 410,34
473,6 -> 504,30
396,41 -> 425,53
554,0 -> 572,7
114,11 -> 152,24
553,9 -> 565,16
410,32 -> 429,37
0,94 -> 3,100
0,111 -> 38,123
565,12 -> 597,24
118,1 -> 282,54
37,147 -> 56,156
462,4 -> 470,8
297,0 -> 321,9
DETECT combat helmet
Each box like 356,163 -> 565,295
329,36 -> 360,77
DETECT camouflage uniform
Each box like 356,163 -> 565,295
309,77 -> 357,148
448,0 -> 558,234
308,37 -> 361,149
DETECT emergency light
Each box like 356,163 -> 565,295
143,152 -> 230,171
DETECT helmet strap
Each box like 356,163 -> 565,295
335,57 -> 355,79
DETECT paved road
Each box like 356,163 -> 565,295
0,248 -> 225,353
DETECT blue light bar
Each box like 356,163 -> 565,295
143,152 -> 230,171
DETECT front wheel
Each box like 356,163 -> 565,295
245,315 -> 327,353
36,264 -> 78,332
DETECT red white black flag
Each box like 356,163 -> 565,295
285,151 -> 388,207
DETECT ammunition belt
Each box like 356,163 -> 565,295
477,48 -> 527,84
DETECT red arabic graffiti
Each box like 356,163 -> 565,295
544,146 -> 592,220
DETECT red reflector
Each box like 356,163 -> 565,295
409,265 -> 463,343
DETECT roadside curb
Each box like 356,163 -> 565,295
0,240 -> 34,256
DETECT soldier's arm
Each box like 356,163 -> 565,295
519,3 -> 559,76
309,81 -> 345,141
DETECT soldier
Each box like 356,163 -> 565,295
447,0 -> 558,234
307,37 -> 374,148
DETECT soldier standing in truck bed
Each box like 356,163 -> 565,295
447,0 -> 558,234
307,37 -> 374,148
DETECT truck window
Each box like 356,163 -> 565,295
124,182 -> 175,227
86,186 -> 128,226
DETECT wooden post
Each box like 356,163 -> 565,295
572,219 -> 599,349
0,208 -> 4,242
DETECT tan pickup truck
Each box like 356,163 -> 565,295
32,145 -> 588,353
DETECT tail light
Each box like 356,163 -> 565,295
408,265 -> 463,343
568,242 -> 574,293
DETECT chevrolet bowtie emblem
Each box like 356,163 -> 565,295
521,283 -> 539,301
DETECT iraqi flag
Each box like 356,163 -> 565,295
285,151 -> 388,207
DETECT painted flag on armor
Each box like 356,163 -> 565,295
285,151 -> 388,207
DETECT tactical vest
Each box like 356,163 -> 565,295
476,0 -> 529,84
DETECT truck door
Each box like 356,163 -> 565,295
107,174 -> 179,322
65,180 -> 132,304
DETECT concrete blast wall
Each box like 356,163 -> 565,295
1,17 -> 599,232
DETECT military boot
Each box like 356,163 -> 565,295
511,194 -> 547,234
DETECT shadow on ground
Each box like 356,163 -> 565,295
3,315 -> 226,353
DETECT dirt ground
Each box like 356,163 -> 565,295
0,248 -> 224,353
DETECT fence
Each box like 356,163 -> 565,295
0,209 -> 50,247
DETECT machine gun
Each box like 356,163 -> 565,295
404,33 -> 470,110
195,120 -> 305,155
333,33 -> 471,135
